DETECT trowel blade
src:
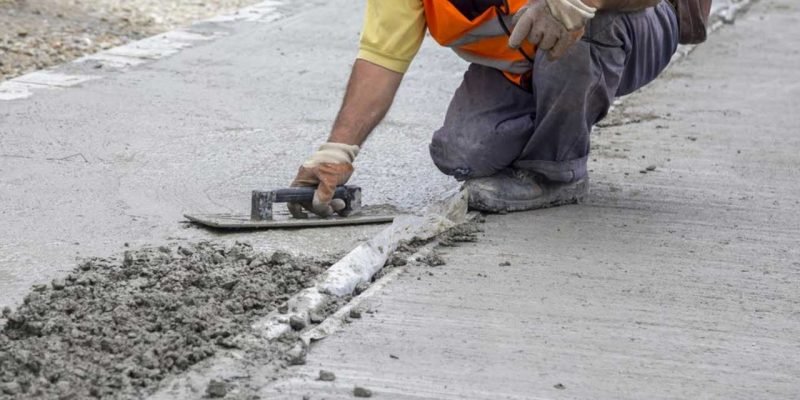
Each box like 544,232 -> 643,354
183,213 -> 395,230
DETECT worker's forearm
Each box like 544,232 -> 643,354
582,0 -> 661,12
328,59 -> 404,146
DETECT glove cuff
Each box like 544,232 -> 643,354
303,142 -> 360,167
546,0 -> 596,31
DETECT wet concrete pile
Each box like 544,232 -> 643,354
0,242 -> 333,399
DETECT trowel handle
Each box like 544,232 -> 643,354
251,185 -> 361,220
272,186 -> 350,203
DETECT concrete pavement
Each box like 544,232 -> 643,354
1,0 -> 797,398
261,0 -> 800,398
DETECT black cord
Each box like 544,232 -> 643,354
495,3 -> 535,64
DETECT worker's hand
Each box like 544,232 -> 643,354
509,0 -> 595,60
287,142 -> 359,219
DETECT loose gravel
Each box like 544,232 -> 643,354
0,0 -> 257,81
0,241 -> 333,399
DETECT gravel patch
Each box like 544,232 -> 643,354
0,241 -> 334,399
0,0 -> 257,81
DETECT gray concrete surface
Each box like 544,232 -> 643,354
0,0 -> 464,310
261,1 -> 800,398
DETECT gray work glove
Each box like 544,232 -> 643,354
509,0 -> 596,60
287,142 -> 360,219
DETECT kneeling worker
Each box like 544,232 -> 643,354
288,0 -> 709,218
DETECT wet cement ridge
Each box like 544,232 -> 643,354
302,213 -> 485,344
278,222 -> 487,399
0,242 -> 335,399
256,190 -> 468,341
0,0 -> 284,101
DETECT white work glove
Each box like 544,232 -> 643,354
288,142 -> 360,218
509,0 -> 596,60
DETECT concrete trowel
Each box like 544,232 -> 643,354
184,185 -> 395,229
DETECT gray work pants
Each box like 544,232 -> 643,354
429,1 -> 679,183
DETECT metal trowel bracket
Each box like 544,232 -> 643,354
251,185 -> 362,221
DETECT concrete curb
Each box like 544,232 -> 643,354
0,0 -> 284,101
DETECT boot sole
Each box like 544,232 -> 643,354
468,178 -> 590,213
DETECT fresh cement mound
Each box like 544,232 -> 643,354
0,242 -> 333,399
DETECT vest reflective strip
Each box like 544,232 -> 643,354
447,14 -> 515,47
444,12 -> 532,74
422,0 -> 533,78
452,48 -> 532,74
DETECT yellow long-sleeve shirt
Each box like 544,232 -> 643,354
357,0 -> 427,74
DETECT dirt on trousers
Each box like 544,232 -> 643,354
0,241 -> 334,399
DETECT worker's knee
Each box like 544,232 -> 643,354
429,115 -> 533,181
429,129 -> 495,181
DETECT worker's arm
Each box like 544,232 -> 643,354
286,62 -> 405,219
286,63 -> 403,219
287,0 -> 425,219
330,0 -> 426,145
328,59 -> 404,146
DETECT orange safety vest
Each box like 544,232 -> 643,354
422,0 -> 537,87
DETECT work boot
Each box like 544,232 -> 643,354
463,169 -> 589,213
